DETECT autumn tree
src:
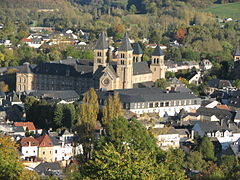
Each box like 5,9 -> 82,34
0,81 -> 9,92
102,93 -> 123,126
76,88 -> 99,160
0,135 -> 23,180
175,28 -> 187,42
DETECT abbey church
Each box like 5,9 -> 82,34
12,32 -> 166,93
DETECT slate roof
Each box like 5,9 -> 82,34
132,43 -> 143,54
208,79 -> 232,89
194,121 -> 227,133
133,61 -> 152,75
196,107 -> 235,121
28,90 -> 80,101
152,44 -> 164,56
152,127 -> 179,135
234,45 -> 240,56
97,88 -> 201,103
0,91 -> 5,98
13,126 -> 25,133
118,33 -> 133,51
94,32 -> 108,50
34,162 -> 61,175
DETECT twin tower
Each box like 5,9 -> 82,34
93,32 -> 166,90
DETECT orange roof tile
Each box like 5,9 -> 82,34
36,134 -> 53,147
216,105 -> 231,110
14,122 -> 36,131
20,137 -> 39,147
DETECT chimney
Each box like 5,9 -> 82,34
191,130 -> 194,139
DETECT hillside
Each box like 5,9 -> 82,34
0,0 -> 68,9
204,2 -> 240,19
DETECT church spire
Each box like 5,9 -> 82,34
119,32 -> 133,51
152,44 -> 164,56
95,32 -> 108,50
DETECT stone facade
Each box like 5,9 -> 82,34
14,32 -> 166,93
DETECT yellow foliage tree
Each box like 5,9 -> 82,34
102,93 -> 123,126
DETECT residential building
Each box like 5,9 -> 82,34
97,88 -> 201,117
152,127 -> 180,150
192,121 -> 240,149
14,122 -> 36,133
208,79 -> 234,94
36,134 -> 54,162
200,59 -> 213,70
20,137 -> 39,159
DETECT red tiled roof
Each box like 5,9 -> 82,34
14,122 -> 36,131
22,38 -> 32,42
36,134 -> 53,147
20,137 -> 39,147
216,105 -> 231,110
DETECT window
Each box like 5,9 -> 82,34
165,102 -> 169,107
155,102 -> 159,107
97,52 -> 102,56
160,102 -> 164,107
26,151 -> 28,154
120,53 -> 125,58
97,58 -> 101,63
121,60 -> 124,65
55,150 -> 57,154
194,100 -> 197,105
43,151 -> 45,155
50,151 -> 52,154
149,103 -> 153,108
33,151 -> 35,153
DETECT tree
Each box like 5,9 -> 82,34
184,151 -> 206,171
102,94 -> 123,126
76,88 -> 99,160
81,143 -> 166,179
129,4 -> 137,14
198,137 -> 216,161
0,135 -> 23,180
154,78 -> 169,89
233,79 -> 240,89
62,104 -> 76,129
53,104 -> 64,129
218,155 -> 238,176
0,81 -> 9,92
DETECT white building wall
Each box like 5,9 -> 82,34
130,104 -> 200,117
21,146 -> 38,158
157,134 -> 180,150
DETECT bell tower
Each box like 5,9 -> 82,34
150,44 -> 166,81
132,43 -> 143,62
117,33 -> 133,89
93,32 -> 108,73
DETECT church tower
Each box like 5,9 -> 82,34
93,32 -> 108,73
132,43 -> 143,62
150,44 -> 166,81
117,33 -> 133,89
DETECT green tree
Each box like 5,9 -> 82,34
102,94 -> 123,126
198,137 -> 216,161
62,104 -> 76,129
233,79 -> 240,89
53,104 -> 64,129
154,78 -> 169,89
184,151 -> 206,171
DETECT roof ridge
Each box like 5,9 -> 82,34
119,32 -> 133,51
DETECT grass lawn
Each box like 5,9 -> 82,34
204,2 -> 240,19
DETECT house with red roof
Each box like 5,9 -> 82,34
14,122 -> 36,133
20,137 -> 39,159
36,134 -> 54,162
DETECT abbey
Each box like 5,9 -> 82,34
12,32 -> 166,93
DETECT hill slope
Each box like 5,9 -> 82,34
204,2 -> 240,19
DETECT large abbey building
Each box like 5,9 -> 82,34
12,32 -> 166,93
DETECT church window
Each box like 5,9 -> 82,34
154,68 -> 156,71
157,59 -> 159,64
97,52 -> 102,56
136,57 -> 138,62
121,60 -> 124,65
97,59 -> 101,63
154,58 -> 156,64
133,57 -> 135,62
120,53 -> 125,58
